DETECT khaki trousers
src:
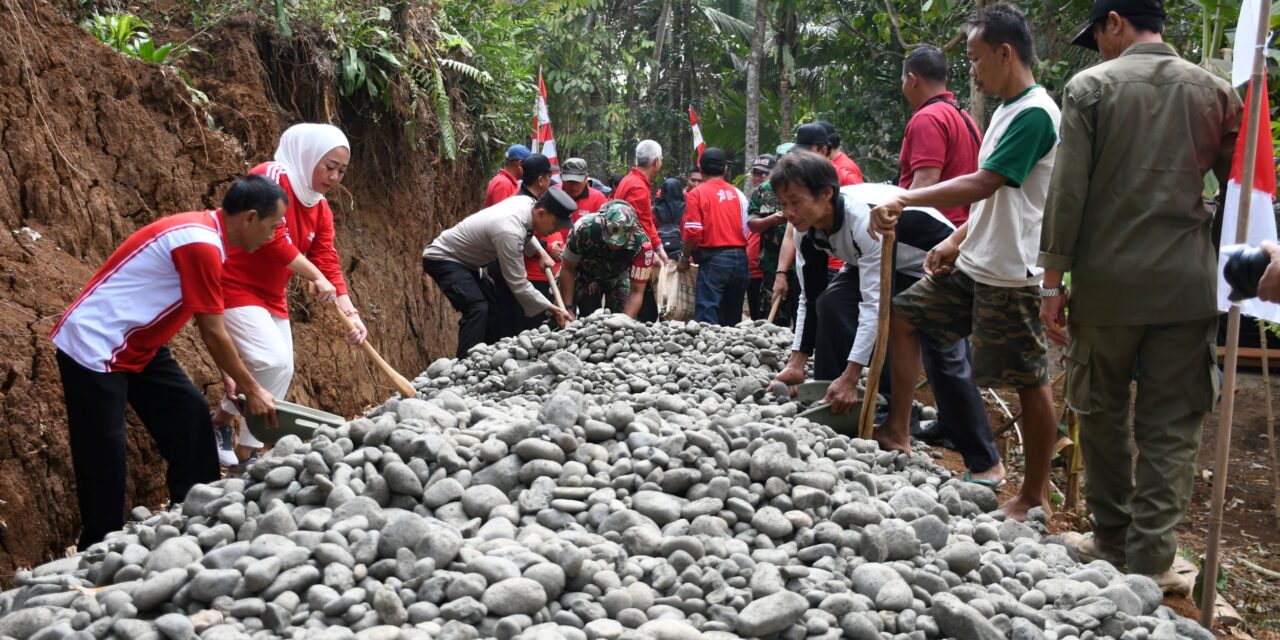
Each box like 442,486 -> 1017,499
1065,317 -> 1218,574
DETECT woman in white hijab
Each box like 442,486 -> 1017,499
215,123 -> 367,469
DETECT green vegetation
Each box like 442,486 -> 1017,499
82,12 -> 193,66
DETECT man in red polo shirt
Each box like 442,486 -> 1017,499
679,147 -> 749,325
817,121 -> 866,186
559,157 -> 608,223
898,46 -> 983,225
51,175 -> 285,547
483,144 -> 530,207
615,139 -> 666,320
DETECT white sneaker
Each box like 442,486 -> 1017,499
213,424 -> 238,467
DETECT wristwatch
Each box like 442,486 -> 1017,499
1038,285 -> 1067,298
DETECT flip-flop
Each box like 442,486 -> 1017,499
963,471 -> 1007,489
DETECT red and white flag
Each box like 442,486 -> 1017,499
1217,76 -> 1279,322
533,70 -> 559,179
689,105 -> 705,162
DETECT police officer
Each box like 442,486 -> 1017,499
423,188 -> 577,357
559,200 -> 656,319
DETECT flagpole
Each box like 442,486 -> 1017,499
1200,0 -> 1270,627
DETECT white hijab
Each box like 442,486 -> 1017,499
274,123 -> 350,208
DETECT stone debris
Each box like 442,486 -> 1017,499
0,314 -> 1199,639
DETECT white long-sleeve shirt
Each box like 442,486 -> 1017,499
791,183 -> 955,365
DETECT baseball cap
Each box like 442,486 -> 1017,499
1071,0 -> 1165,50
776,142 -> 795,155
537,188 -> 577,229
598,200 -> 640,247
506,144 -> 531,160
794,123 -> 830,149
699,147 -> 728,175
521,154 -> 557,181
562,158 -> 589,182
752,154 -> 777,173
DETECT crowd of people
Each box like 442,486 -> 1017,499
49,0 -> 1244,601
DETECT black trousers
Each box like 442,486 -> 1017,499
811,267 -> 999,472
56,347 -> 219,548
637,284 -> 659,323
423,257 -> 499,358
747,277 -> 764,320
523,280 -> 555,331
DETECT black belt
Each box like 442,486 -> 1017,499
696,246 -> 746,261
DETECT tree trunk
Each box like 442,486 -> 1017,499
969,0 -> 987,130
744,0 -> 768,187
650,0 -> 672,91
777,4 -> 795,138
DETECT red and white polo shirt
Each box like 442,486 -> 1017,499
51,210 -> 228,373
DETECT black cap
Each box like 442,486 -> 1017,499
794,123 -> 830,149
814,120 -> 841,149
699,147 -> 728,176
521,154 -> 556,181
537,188 -> 577,229
751,154 -> 777,173
1071,0 -> 1165,51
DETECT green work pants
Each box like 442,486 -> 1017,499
1064,317 -> 1218,574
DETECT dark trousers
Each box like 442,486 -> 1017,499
523,280 -> 555,331
797,236 -> 839,354
56,347 -> 219,548
637,284 -> 659,322
748,277 -> 764,320
694,251 -> 749,325
488,264 -> 528,340
811,267 -> 998,472
423,257 -> 499,358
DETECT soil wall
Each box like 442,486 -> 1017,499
0,0 -> 477,573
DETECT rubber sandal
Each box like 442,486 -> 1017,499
963,471 -> 1007,489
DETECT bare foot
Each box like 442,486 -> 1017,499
998,491 -> 1052,522
966,461 -> 1006,484
873,428 -> 911,454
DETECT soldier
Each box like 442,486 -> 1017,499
747,147 -> 798,326
559,201 -> 657,319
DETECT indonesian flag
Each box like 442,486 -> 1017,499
690,105 -> 705,162
533,70 -> 559,179
1216,76 -> 1279,322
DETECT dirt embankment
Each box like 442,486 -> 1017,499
0,0 -> 479,574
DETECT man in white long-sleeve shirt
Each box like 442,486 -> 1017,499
423,188 -> 576,357
771,152 -> 986,426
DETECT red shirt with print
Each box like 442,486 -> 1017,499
682,178 -> 747,250
524,230 -> 565,283
568,186 -> 608,223
221,162 -> 349,318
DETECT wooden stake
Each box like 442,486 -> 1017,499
1261,321 -> 1280,523
1202,1 -> 1270,626
859,235 -> 895,439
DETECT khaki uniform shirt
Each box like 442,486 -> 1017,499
1039,42 -> 1242,325
423,195 -> 551,315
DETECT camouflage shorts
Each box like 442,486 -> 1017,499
892,269 -> 1048,388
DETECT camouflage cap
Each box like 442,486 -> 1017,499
598,200 -> 641,247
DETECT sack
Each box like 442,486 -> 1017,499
656,262 -> 697,322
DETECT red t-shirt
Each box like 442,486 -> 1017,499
525,230 -> 565,283
615,168 -> 660,252
567,186 -> 608,223
832,151 -> 865,186
630,241 -> 657,284
221,162 -> 349,318
897,91 -> 982,225
748,232 -> 763,278
484,169 -> 520,208
683,178 -> 747,250
52,210 -> 226,373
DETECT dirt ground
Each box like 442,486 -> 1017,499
927,355 -> 1280,638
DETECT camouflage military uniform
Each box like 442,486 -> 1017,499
562,201 -> 655,312
748,181 -> 785,276
891,269 -> 1048,388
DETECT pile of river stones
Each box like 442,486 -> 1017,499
0,314 -> 1211,640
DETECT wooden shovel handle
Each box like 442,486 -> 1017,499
859,235 -> 896,439
330,305 -> 417,398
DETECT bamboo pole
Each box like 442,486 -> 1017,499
1201,1 -> 1270,626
